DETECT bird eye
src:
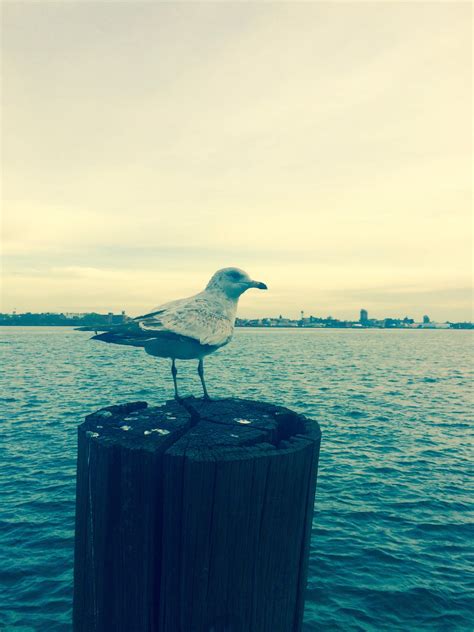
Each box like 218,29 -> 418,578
227,272 -> 242,281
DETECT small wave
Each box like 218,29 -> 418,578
346,410 -> 365,418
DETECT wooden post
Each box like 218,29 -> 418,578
73,398 -> 321,632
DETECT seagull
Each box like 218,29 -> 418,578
88,267 -> 267,399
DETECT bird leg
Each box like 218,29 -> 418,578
171,359 -> 181,401
197,359 -> 210,400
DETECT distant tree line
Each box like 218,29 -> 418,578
0,312 -> 122,326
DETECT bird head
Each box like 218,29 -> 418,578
206,267 -> 268,299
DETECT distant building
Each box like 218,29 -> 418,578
107,311 -> 127,324
421,321 -> 450,329
423,315 -> 430,324
111,311 -> 127,324
360,309 -> 368,324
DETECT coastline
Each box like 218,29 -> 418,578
0,324 -> 472,330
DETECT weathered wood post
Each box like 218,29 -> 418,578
73,398 -> 321,632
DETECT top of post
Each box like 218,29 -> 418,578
79,397 -> 321,459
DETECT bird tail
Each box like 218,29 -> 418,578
92,331 -> 150,347
76,323 -> 152,348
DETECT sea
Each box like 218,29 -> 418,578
0,326 -> 473,632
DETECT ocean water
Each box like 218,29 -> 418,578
0,326 -> 473,632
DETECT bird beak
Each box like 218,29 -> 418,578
249,280 -> 268,290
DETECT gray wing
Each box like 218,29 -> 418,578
86,320 -> 199,349
80,292 -> 233,348
75,297 -> 195,346
137,292 -> 233,347
77,297 -> 195,348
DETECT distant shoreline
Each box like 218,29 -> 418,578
0,324 -> 472,330
2,311 -> 472,330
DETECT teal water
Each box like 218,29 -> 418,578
0,327 -> 473,631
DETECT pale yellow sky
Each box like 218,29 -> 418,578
1,1 -> 472,320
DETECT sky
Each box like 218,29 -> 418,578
1,1 -> 472,321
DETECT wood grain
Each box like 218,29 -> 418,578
73,398 -> 321,632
